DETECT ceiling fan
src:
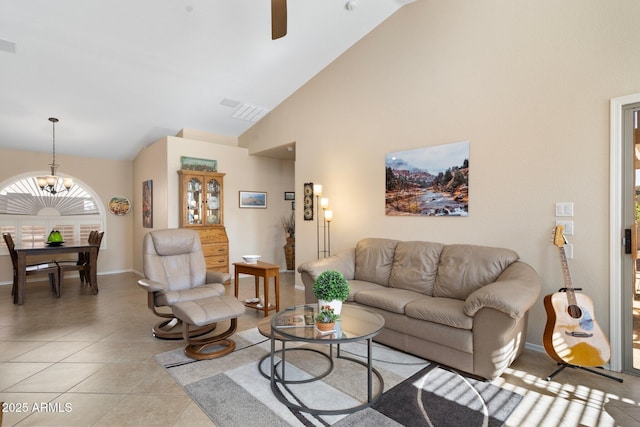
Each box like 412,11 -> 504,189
271,0 -> 287,39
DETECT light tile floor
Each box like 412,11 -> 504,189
0,272 -> 638,426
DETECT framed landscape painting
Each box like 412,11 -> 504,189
385,141 -> 469,217
239,191 -> 267,208
180,156 -> 217,172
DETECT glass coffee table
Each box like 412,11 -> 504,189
265,304 -> 385,415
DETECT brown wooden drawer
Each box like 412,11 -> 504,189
205,255 -> 228,270
202,244 -> 228,257
199,227 -> 228,244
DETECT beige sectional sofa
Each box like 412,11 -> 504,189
297,238 -> 540,380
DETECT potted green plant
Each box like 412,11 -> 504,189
313,270 -> 349,314
315,305 -> 339,331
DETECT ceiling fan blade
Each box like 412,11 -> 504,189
271,0 -> 287,40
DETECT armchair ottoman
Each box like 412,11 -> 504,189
172,296 -> 246,359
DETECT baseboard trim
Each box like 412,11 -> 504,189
0,268 -> 136,286
525,342 -> 544,353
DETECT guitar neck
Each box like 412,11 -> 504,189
558,246 -> 578,303
558,246 -> 573,289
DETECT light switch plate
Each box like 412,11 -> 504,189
564,243 -> 574,259
555,220 -> 574,235
555,202 -> 574,217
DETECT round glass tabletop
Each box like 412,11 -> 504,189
270,304 -> 385,343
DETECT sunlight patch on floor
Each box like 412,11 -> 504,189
496,364 -> 636,427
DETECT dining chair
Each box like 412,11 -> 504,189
57,230 -> 103,295
55,230 -> 95,281
3,232 -> 60,298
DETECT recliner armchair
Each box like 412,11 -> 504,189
138,228 -> 230,339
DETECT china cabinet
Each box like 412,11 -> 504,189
178,170 -> 229,273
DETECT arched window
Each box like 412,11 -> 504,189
0,173 -> 105,248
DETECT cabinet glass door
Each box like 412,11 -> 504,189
187,177 -> 202,225
205,178 -> 221,225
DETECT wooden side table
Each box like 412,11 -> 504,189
233,261 -> 280,317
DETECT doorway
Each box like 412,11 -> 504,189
611,93 -> 640,374
627,106 -> 640,373
620,101 -> 640,375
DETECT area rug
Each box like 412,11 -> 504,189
155,328 -> 523,426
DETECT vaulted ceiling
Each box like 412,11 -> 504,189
0,0 -> 414,161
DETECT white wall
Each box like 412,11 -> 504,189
132,137 -> 169,274
240,0 -> 640,348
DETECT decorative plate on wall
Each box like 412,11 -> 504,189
108,196 -> 131,216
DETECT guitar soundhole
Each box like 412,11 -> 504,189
567,304 -> 582,319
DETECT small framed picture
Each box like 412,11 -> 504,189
239,191 -> 267,208
142,180 -> 153,228
303,182 -> 314,220
284,192 -> 295,201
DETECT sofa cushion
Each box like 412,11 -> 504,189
345,280 -> 385,302
433,244 -> 519,300
156,283 -> 225,306
372,309 -> 473,354
354,288 -> 428,315
354,238 -> 398,285
405,296 -> 472,330
389,241 -> 444,295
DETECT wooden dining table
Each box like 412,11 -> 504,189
13,241 -> 99,305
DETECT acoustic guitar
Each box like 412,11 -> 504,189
543,225 -> 611,367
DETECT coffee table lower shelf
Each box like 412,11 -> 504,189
259,341 -> 384,416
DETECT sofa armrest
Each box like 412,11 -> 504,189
207,270 -> 231,285
137,278 -> 165,293
297,249 -> 356,303
464,261 -> 540,319
297,249 -> 356,280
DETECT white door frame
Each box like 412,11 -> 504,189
610,92 -> 640,372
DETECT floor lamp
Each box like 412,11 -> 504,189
320,197 -> 329,258
325,210 -> 333,257
314,184 -> 322,259
314,183 -> 333,259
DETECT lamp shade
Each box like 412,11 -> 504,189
313,184 -> 322,196
325,210 -> 333,222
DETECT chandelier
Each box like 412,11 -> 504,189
37,117 -> 73,194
